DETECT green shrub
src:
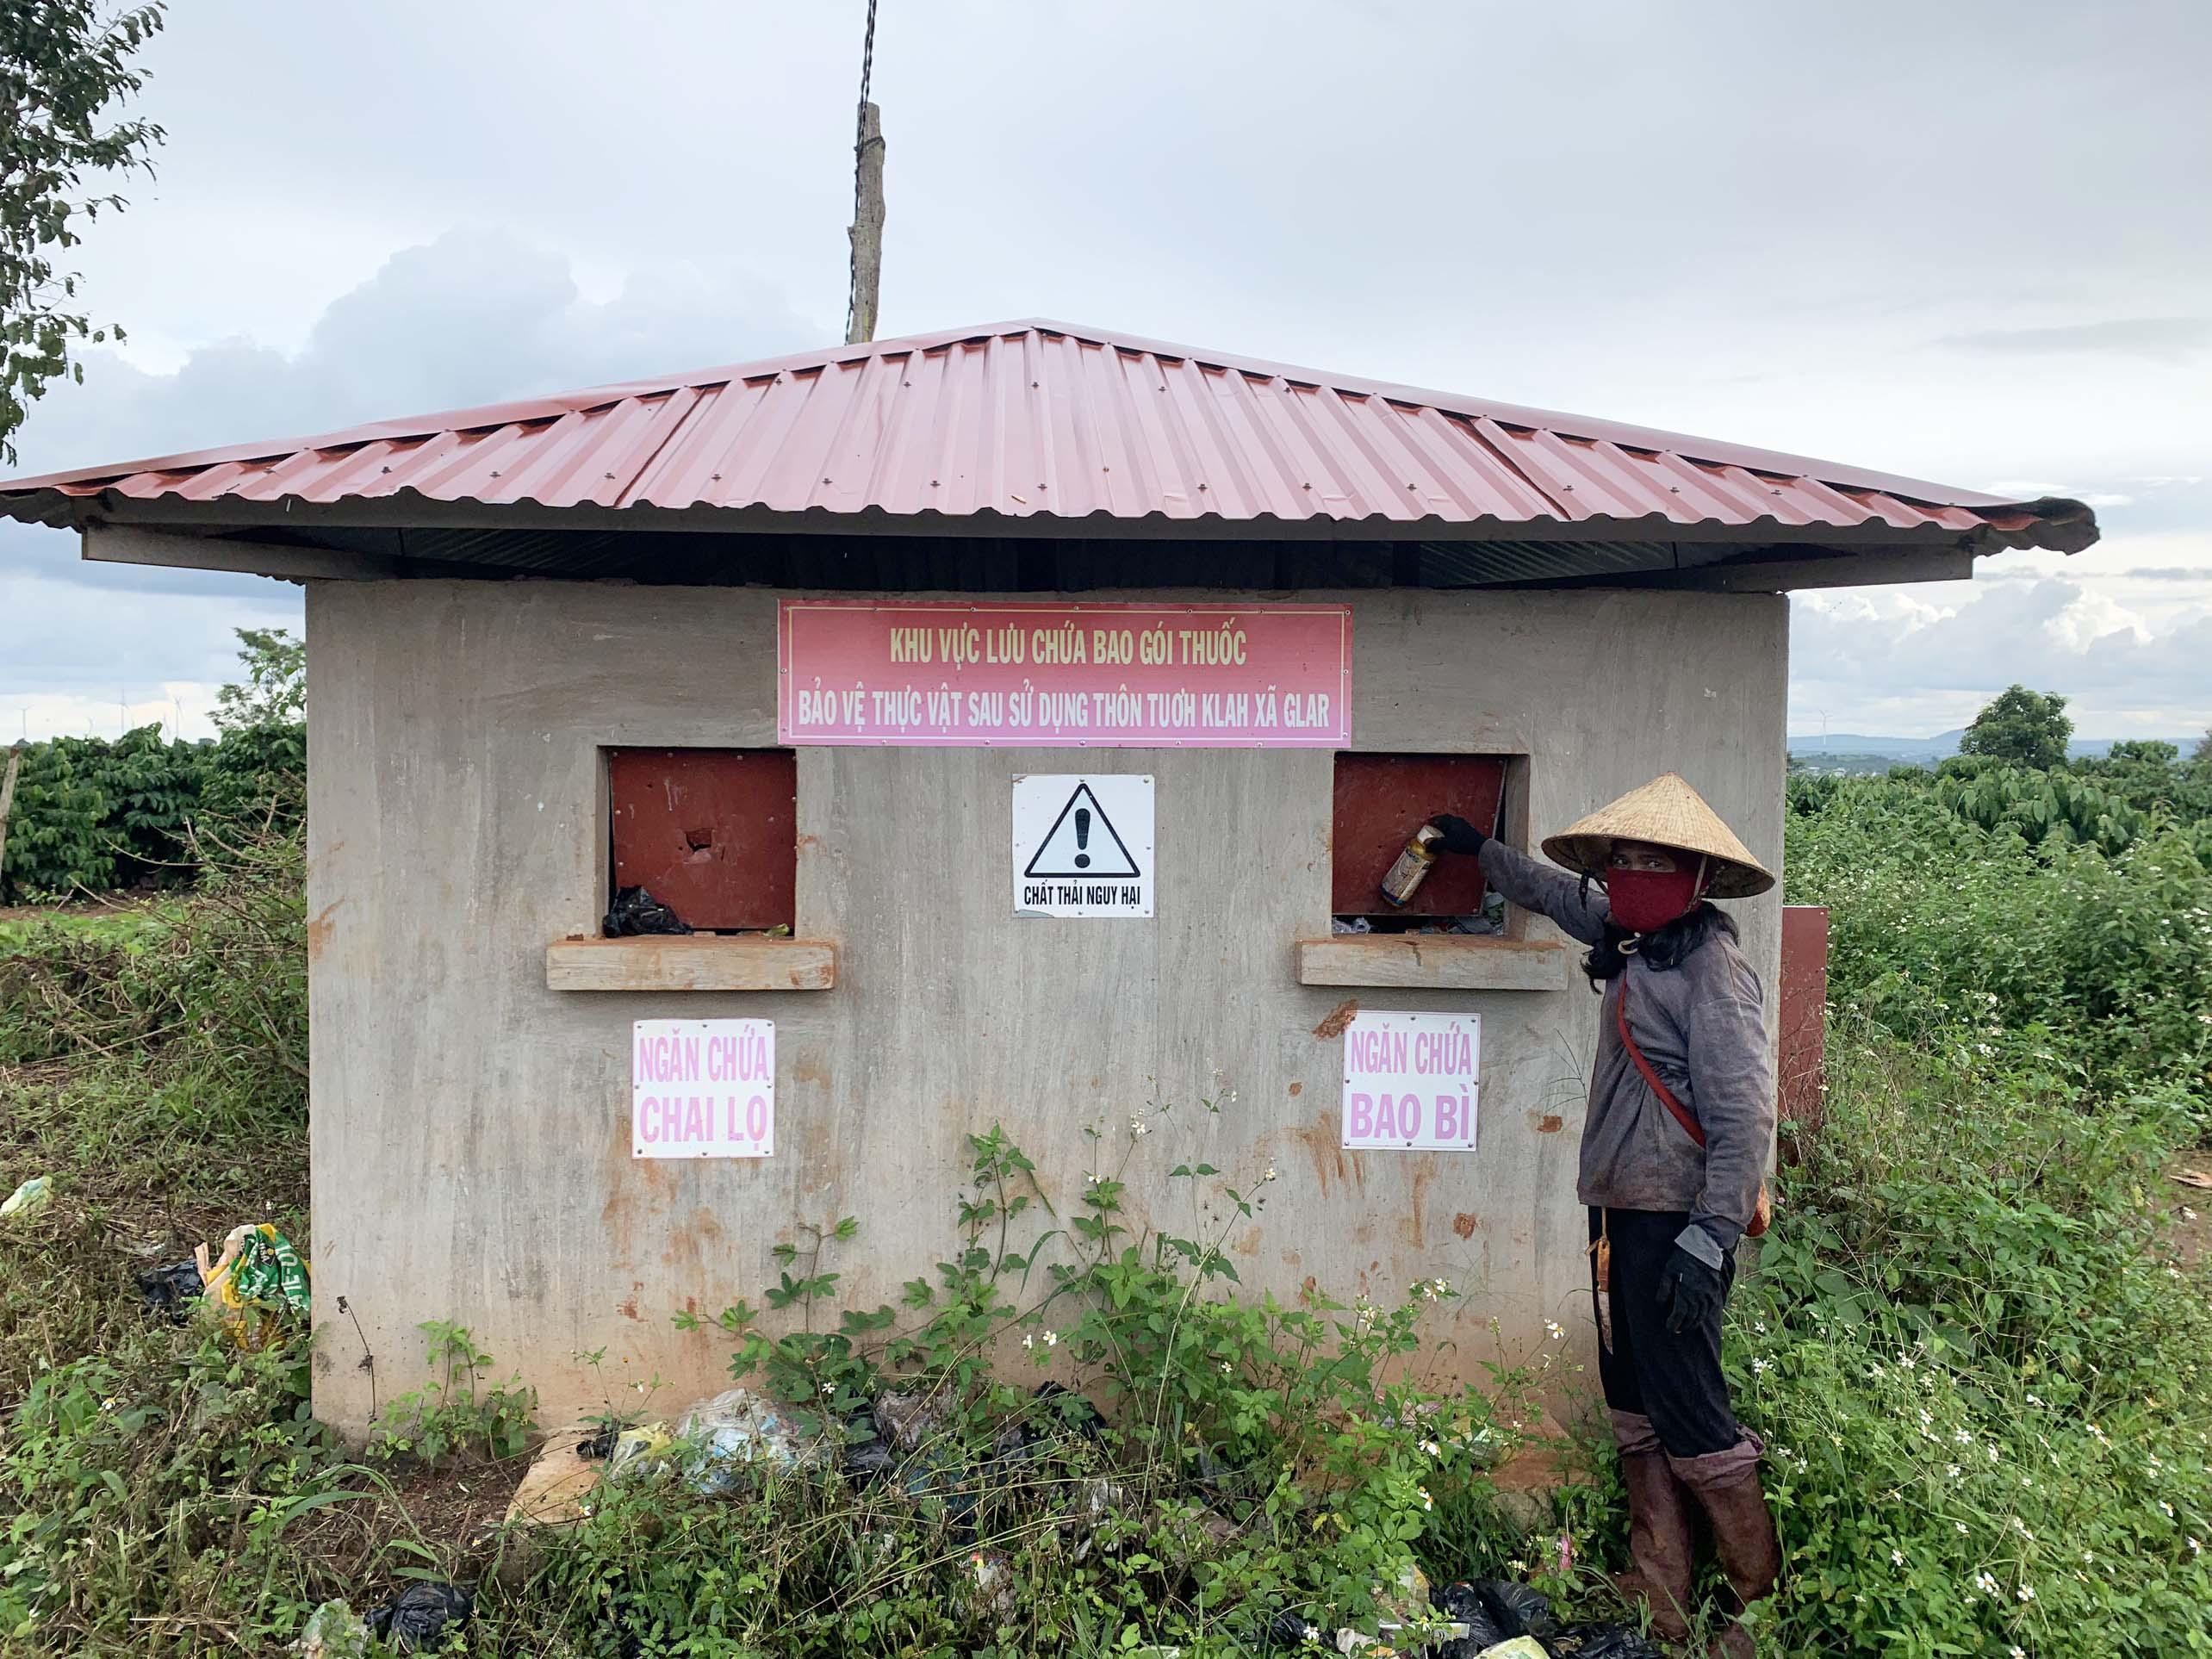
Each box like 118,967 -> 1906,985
1786,774 -> 2212,1090
1729,1026 -> 2212,1656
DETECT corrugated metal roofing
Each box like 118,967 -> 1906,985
0,320 -> 2096,554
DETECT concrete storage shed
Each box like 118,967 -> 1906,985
0,320 -> 2096,1434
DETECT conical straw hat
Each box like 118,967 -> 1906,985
1540,773 -> 1775,899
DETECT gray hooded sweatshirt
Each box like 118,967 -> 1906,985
1477,840 -> 1773,1269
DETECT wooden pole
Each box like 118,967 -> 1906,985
0,744 -> 22,892
846,101 -> 885,345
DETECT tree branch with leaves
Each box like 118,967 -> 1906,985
1,1 -> 166,467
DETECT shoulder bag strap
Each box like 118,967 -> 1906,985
1616,976 -> 1706,1149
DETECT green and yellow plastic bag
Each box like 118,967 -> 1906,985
198,1222 -> 310,1349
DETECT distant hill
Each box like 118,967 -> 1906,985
1790,730 -> 1968,763
1787,730 -> 2191,770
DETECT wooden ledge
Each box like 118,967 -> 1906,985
1296,935 -> 1573,992
546,935 -> 836,992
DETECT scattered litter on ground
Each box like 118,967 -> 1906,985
1470,1639 -> 1550,1659
291,1599 -> 371,1658
677,1388 -> 830,1492
1473,1579 -> 1557,1642
1547,1625 -> 1668,1659
873,1388 -> 952,1454
2172,1167 -> 2212,1190
575,1424 -> 618,1461
197,1221 -> 311,1349
1432,1581 -> 1512,1648
840,1403 -> 897,1483
1,1175 -> 52,1219
133,1257 -> 204,1321
366,1581 -> 473,1651
1030,1379 -> 1105,1441
603,885 -> 690,936
606,1422 -> 677,1484
966,1548 -> 1016,1621
504,1426 -> 602,1531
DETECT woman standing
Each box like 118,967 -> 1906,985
1430,774 -> 1781,1655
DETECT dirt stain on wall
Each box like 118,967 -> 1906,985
1452,1211 -> 1480,1240
305,900 -> 345,963
1401,1158 -> 1438,1250
1528,1111 -> 1565,1134
1289,1110 -> 1354,1196
1312,998 -> 1359,1041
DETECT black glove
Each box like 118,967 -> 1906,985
1428,814 -> 1488,855
1656,1246 -> 1728,1333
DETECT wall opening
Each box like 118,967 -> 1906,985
1331,754 -> 1509,935
606,748 -> 797,935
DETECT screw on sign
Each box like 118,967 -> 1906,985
632,1019 -> 775,1159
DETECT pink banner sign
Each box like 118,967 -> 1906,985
777,600 -> 1351,747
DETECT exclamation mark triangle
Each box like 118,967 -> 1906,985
1023,782 -> 1140,879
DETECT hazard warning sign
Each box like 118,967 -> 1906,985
1011,774 -> 1154,917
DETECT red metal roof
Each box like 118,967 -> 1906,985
0,320 -> 2094,553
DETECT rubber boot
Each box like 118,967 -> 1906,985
1670,1436 -> 1780,1658
1612,1449 -> 1695,1641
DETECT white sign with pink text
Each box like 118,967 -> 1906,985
632,1019 -> 775,1159
1340,1010 -> 1480,1153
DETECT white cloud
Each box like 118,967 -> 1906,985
1791,571 -> 2212,736
0,572 -> 301,742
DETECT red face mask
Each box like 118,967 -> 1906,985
1605,864 -> 1705,934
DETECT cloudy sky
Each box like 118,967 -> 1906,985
4,0 -> 2207,743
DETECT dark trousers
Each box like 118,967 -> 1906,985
1589,1207 -> 1742,1458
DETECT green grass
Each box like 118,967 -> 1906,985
0,898 -> 181,954
4,769 -> 2212,1655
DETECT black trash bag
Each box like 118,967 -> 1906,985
1430,1581 -> 1511,1649
575,1425 -> 618,1461
133,1258 -> 204,1323
603,886 -> 692,937
1262,1607 -> 1323,1649
1550,1624 -> 1668,1659
1476,1580 -> 1559,1641
842,1406 -> 896,1485
1032,1380 -> 1103,1443
366,1582 -> 473,1651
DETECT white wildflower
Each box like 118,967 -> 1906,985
1022,1334 -> 1035,1350
1043,1329 -> 1059,1348
1544,1319 -> 1564,1340
1752,1358 -> 1771,1376
1262,1165 -> 1278,1183
1890,1548 -> 1904,1566
1975,1571 -> 2001,1597
2016,1585 -> 2035,1603
1417,1485 -> 1433,1512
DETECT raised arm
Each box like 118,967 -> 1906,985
1474,839 -> 1611,946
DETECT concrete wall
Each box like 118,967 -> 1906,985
305,579 -> 1786,1434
